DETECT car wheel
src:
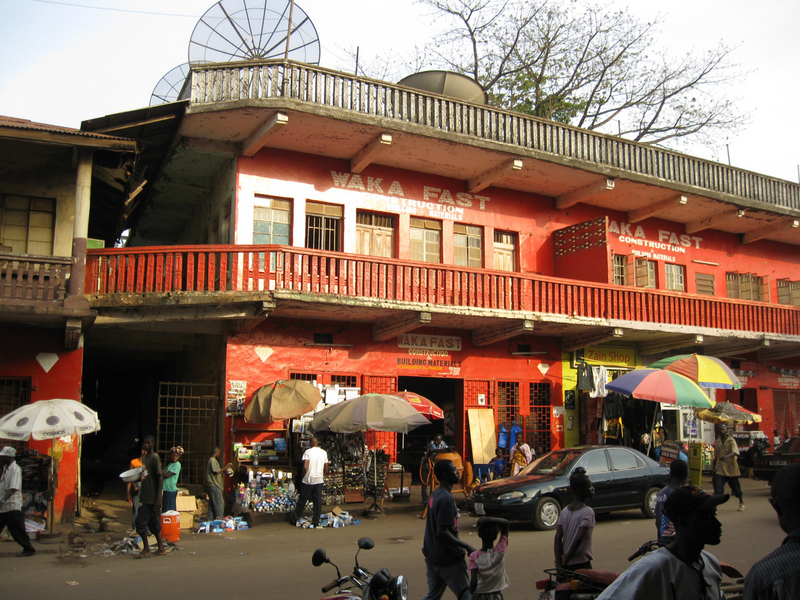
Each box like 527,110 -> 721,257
533,496 -> 561,530
642,486 -> 659,519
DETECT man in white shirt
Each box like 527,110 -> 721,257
597,485 -> 729,600
291,436 -> 328,528
0,446 -> 36,557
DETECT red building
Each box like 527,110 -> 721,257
35,59 -> 799,494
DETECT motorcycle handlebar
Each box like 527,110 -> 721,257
321,579 -> 341,593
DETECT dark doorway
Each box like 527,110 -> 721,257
397,376 -> 460,483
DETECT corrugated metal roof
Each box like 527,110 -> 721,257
0,115 -> 136,145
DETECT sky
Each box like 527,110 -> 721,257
1,0 -> 798,182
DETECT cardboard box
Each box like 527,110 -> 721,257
176,495 -> 198,512
179,512 -> 195,530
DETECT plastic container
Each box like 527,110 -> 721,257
161,510 -> 180,542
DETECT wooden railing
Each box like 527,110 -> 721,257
86,245 -> 800,336
188,60 -> 800,211
0,253 -> 73,302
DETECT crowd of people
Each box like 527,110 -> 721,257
419,424 -> 800,600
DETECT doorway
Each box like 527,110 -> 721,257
397,376 -> 461,482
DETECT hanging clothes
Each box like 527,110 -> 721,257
603,392 -> 625,420
577,362 -> 593,391
590,366 -> 608,398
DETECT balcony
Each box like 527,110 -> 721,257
85,245 -> 800,358
187,60 -> 800,213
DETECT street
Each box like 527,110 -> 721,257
2,477 -> 783,600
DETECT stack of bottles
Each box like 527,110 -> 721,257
295,511 -> 361,529
197,517 -> 249,533
236,469 -> 298,513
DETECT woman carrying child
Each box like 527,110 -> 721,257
554,468 -> 595,573
469,516 -> 511,600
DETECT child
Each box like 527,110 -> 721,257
162,446 -> 183,512
554,468 -> 595,573
469,516 -> 510,600
487,447 -> 507,481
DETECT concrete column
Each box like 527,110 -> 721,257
66,149 -> 93,302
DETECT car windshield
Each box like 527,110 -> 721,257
518,449 -> 582,477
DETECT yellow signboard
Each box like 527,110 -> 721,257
583,346 -> 637,368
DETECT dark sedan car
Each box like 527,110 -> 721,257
753,437 -> 800,483
465,445 -> 669,530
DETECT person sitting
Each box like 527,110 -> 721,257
421,434 -> 451,505
487,447 -> 507,481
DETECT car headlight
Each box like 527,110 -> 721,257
497,490 -> 525,500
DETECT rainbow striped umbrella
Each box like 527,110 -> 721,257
648,354 -> 741,389
606,368 -> 715,408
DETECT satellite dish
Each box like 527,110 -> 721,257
150,63 -> 190,106
398,71 -> 488,105
189,0 -> 321,65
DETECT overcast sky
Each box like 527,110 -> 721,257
1,0 -> 798,182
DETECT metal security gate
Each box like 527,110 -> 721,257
157,382 -> 220,489
774,390 -> 800,439
497,381 -> 552,455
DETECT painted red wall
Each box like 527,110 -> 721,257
0,326 -> 84,523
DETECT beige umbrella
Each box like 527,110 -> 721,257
245,380 -> 321,422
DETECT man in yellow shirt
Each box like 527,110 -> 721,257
712,423 -> 745,511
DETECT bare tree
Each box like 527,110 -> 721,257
360,0 -> 747,147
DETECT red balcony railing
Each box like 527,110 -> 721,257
0,253 -> 73,302
85,245 -> 800,336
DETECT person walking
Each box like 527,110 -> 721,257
554,469 -> 595,573
291,436 -> 328,528
469,516 -> 510,600
205,446 -> 231,521
596,485 -> 729,599
0,446 -> 36,557
135,435 -> 166,557
743,463 -> 800,599
423,459 -> 476,600
162,446 -> 183,512
712,423 -> 745,511
654,459 -> 689,542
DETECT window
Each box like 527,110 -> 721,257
356,212 -> 394,258
305,202 -> 342,251
665,263 -> 686,291
0,378 -> 31,452
635,258 -> 656,288
778,279 -> 800,307
253,197 -> 291,245
410,217 -> 441,263
695,273 -> 715,296
0,194 -> 55,255
576,450 -> 610,475
608,448 -> 644,470
612,254 -> 629,285
493,231 -> 516,272
727,272 -> 769,302
454,224 -> 482,268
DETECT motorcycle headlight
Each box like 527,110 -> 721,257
497,490 -> 524,500
391,575 -> 408,600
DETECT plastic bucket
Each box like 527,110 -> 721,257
161,511 -> 180,542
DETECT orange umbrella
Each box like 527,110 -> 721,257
391,391 -> 444,419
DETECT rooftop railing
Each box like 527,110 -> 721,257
0,253 -> 73,303
86,245 -> 800,336
188,60 -> 800,211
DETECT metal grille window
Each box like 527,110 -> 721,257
253,196 -> 291,245
305,202 -> 342,251
0,194 -> 55,255
727,272 -> 769,302
290,372 -> 318,383
528,382 -> 552,453
635,258 -> 656,288
356,212 -> 395,258
665,263 -> 686,291
410,217 -> 441,263
330,374 -> 358,388
454,224 -> 482,268
773,390 -> 800,440
0,378 -> 31,452
612,254 -> 629,285
493,231 -> 516,272
157,382 -> 219,488
777,280 -> 800,306
695,272 -> 715,296
497,381 -> 520,429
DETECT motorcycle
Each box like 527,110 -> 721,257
535,568 -> 618,599
312,536 -> 408,600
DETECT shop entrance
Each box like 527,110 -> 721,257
397,376 -> 461,482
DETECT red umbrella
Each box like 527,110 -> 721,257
391,391 -> 444,419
